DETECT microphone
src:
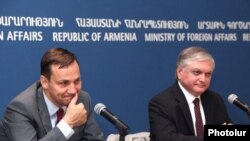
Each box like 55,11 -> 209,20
94,103 -> 129,135
228,94 -> 250,114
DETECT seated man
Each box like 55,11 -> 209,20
2,47 -> 104,141
148,47 -> 232,141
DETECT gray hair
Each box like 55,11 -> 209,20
176,46 -> 215,69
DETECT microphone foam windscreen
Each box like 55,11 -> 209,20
94,103 -> 106,115
228,94 -> 238,104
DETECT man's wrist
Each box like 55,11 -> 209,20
57,119 -> 75,139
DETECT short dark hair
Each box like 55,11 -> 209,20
40,47 -> 79,79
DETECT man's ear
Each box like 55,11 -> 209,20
40,75 -> 49,89
176,67 -> 183,80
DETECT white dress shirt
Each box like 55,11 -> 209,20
178,81 -> 206,136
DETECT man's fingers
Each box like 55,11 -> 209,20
69,94 -> 78,106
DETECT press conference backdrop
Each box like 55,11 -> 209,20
0,0 -> 250,137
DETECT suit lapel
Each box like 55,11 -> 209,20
179,102 -> 194,134
173,83 -> 195,135
200,92 -> 212,124
37,86 -> 52,133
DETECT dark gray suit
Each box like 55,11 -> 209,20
148,82 -> 232,141
0,120 -> 8,141
2,81 -> 104,141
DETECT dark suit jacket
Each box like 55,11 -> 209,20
0,120 -> 8,141
2,81 -> 104,141
148,82 -> 232,141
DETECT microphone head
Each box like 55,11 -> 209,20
228,94 -> 238,104
94,103 -> 106,115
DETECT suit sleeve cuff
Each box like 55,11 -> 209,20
57,119 -> 75,139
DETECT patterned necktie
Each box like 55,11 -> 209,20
193,98 -> 204,136
56,108 -> 64,124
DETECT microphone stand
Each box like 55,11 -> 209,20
118,127 -> 129,141
115,123 -> 129,141
119,135 -> 125,141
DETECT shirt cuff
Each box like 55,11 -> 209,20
57,119 -> 75,139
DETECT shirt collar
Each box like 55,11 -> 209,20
43,91 -> 66,116
178,81 -> 200,105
